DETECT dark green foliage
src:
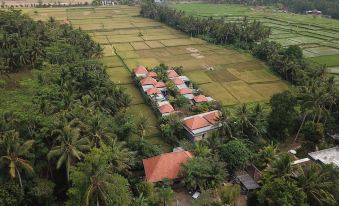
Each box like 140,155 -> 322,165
258,177 -> 307,206
268,91 -> 298,140
0,10 -> 102,73
27,178 -> 55,205
0,181 -> 23,206
301,121 -> 325,143
140,3 -> 271,47
220,139 -> 252,172
181,157 -> 227,191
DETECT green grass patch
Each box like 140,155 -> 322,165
250,82 -> 289,99
131,42 -> 151,50
145,41 -> 166,48
308,54 -> 339,67
121,84 -> 145,105
99,56 -> 124,68
200,82 -> 239,105
186,71 -> 213,84
222,81 -> 265,103
106,67 -> 132,85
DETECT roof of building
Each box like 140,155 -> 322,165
155,81 -> 166,88
134,66 -> 148,75
143,151 -> 193,183
236,172 -> 260,190
183,110 -> 222,134
184,116 -> 211,130
308,147 -> 339,167
167,70 -> 179,78
146,87 -> 161,95
179,88 -> 192,95
193,95 -> 208,103
141,77 -> 157,86
147,71 -> 157,77
172,78 -> 185,85
203,111 -> 220,124
159,103 -> 174,114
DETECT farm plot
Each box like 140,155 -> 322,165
308,54 -> 339,67
26,6 -> 289,106
106,67 -> 131,85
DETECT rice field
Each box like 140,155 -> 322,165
171,3 -> 339,81
23,5 -> 291,149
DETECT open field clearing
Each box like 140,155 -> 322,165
23,5 -> 288,148
171,3 -> 339,79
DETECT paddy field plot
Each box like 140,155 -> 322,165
171,3 -> 339,80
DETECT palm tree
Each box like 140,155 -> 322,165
47,125 -> 90,181
263,153 -> 294,180
101,138 -> 135,174
87,114 -> 115,147
294,164 -> 336,206
135,114 -> 151,142
83,164 -> 113,206
193,142 -> 211,157
0,130 -> 34,188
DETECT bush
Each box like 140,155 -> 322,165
0,181 -> 23,206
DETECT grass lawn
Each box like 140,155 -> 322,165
251,82 -> 289,99
126,103 -> 160,136
120,84 -> 145,105
222,81 -> 265,103
186,71 -> 213,84
131,42 -> 151,50
99,56 -> 125,68
106,67 -> 132,85
200,82 -> 239,105
308,54 -> 339,67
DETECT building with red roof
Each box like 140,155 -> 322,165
140,77 -> 157,86
179,88 -> 192,95
134,66 -> 148,77
193,95 -> 208,103
167,70 -> 179,78
172,78 -> 185,85
159,103 -> 175,116
146,87 -> 161,95
183,110 -> 222,141
155,82 -> 166,88
143,151 -> 193,183
147,71 -> 157,78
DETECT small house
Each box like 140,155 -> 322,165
143,151 -> 193,183
158,101 -> 175,116
134,66 -> 148,78
183,110 -> 222,141
167,70 -> 179,79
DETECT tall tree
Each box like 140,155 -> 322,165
47,125 -> 90,181
0,130 -> 34,188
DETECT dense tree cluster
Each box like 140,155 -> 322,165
0,10 -> 101,73
0,10 -> 159,206
140,2 -> 271,48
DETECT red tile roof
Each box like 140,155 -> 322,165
143,151 -> 193,183
141,77 -> 157,86
184,116 -> 211,130
179,88 -> 192,95
203,111 -> 221,124
193,95 -> 208,103
134,66 -> 148,75
147,71 -> 157,77
172,78 -> 184,85
155,82 -> 166,88
167,70 -> 179,78
159,104 -> 174,114
146,87 -> 161,95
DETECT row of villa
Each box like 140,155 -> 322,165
133,65 -> 223,184
134,65 -> 221,141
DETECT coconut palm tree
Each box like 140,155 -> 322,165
47,125 -> 90,181
293,164 -> 337,206
263,153 -> 294,180
0,130 -> 34,188
135,114 -> 151,142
